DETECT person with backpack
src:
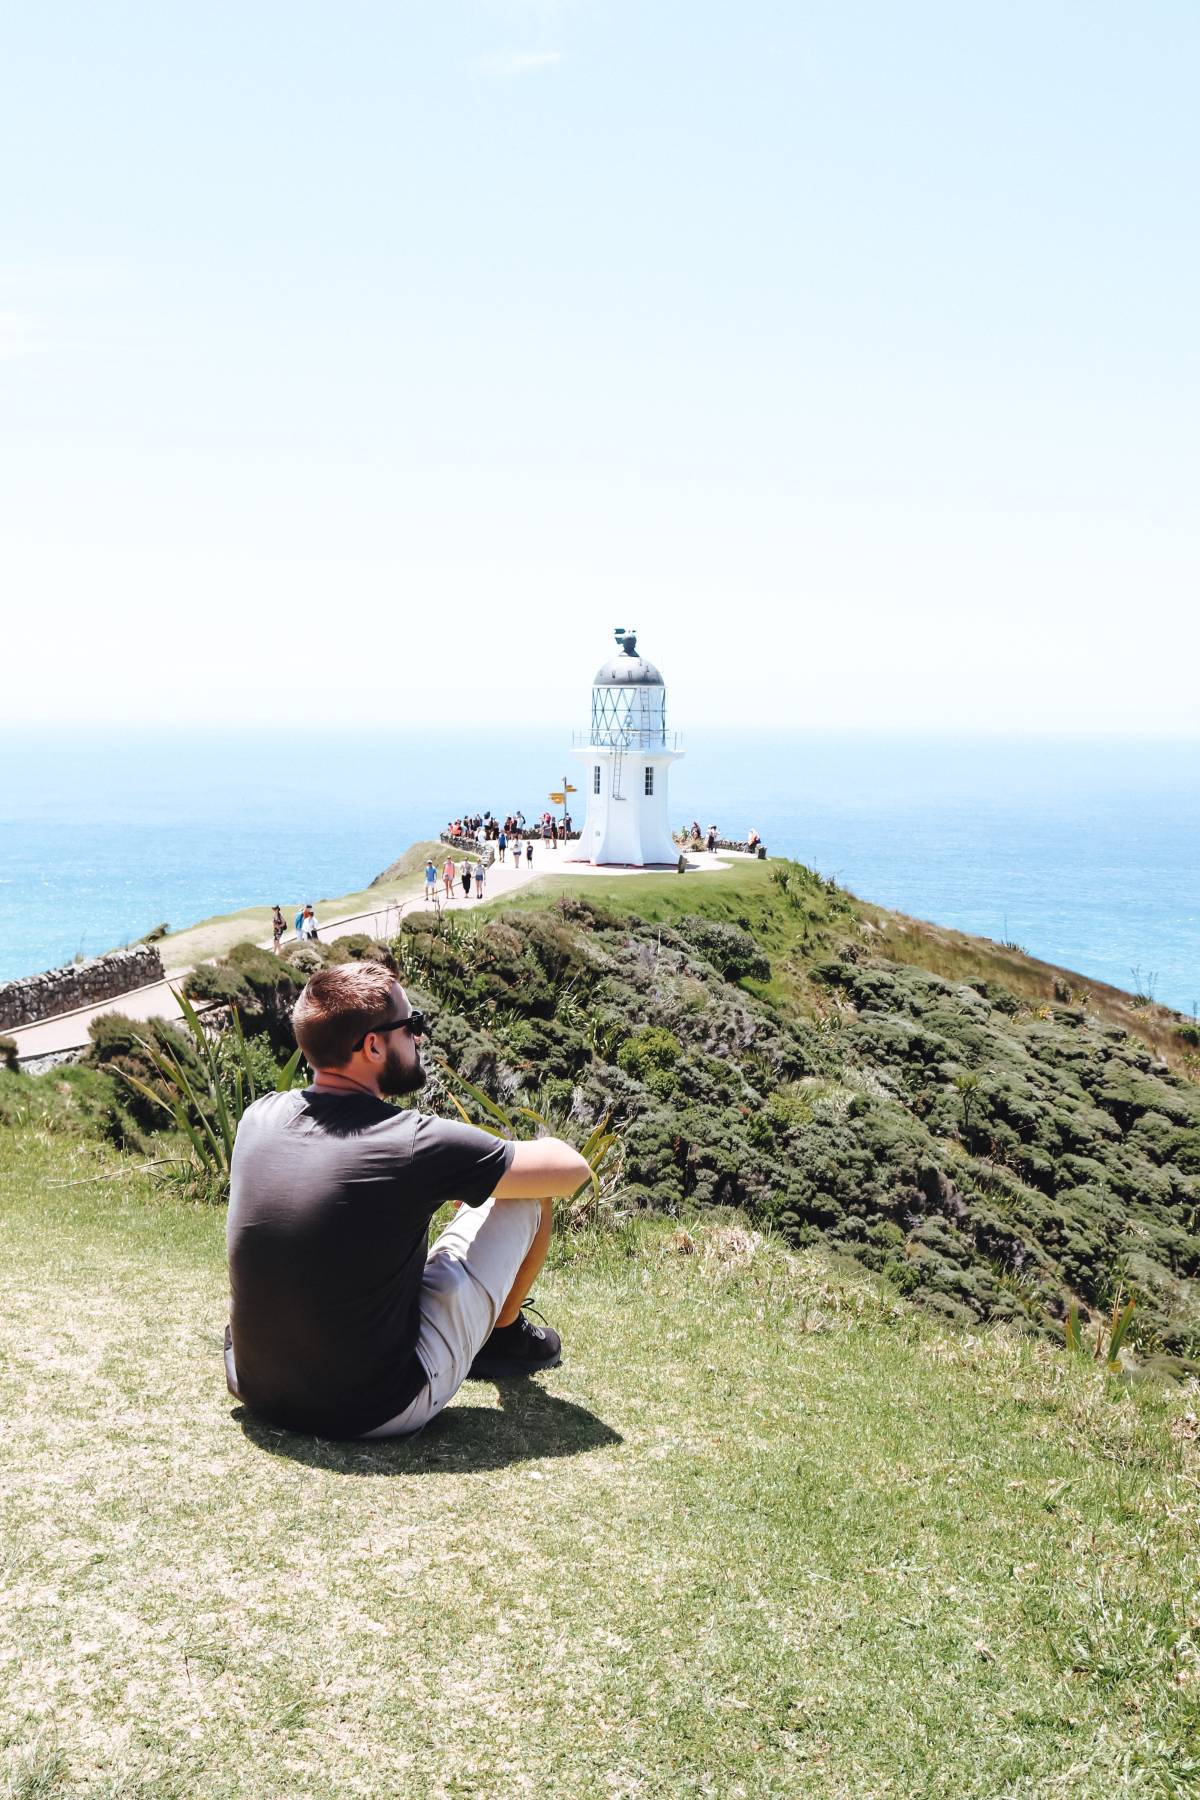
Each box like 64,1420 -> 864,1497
272,906 -> 286,953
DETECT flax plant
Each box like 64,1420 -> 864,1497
436,1061 -> 621,1222
119,986 -> 302,1201
1063,1295 -> 1138,1370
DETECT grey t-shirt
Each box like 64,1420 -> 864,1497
227,1090 -> 514,1437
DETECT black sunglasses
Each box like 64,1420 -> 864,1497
352,1010 -> 430,1052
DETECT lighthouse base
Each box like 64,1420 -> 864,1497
570,745 -> 683,867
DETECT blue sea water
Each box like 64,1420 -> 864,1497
1,727 -> 1197,1016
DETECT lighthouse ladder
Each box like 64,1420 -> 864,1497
611,746 -> 624,800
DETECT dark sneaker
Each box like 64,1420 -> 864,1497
467,1303 -> 562,1379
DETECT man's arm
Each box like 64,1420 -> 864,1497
492,1138 -> 590,1200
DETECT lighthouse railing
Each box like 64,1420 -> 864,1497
571,729 -> 683,751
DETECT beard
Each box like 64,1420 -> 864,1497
379,1039 -> 427,1098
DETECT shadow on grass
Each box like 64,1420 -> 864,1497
234,1379 -> 622,1475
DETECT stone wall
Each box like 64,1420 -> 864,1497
715,839 -> 767,858
0,945 -> 165,1030
677,836 -> 768,858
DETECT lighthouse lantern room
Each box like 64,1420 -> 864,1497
570,628 -> 683,866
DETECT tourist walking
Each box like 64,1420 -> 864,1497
551,819 -> 558,851
706,827 -> 717,855
303,905 -> 320,941
442,855 -> 456,901
272,906 -> 285,953
294,904 -> 305,943
525,840 -> 534,869
474,858 -> 486,899
497,828 -> 507,864
462,862 -> 472,899
424,860 -> 437,905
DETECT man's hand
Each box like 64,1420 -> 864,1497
493,1138 -> 591,1200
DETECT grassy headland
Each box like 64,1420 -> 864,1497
3,850 -> 1199,1793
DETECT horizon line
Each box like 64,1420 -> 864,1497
2,719 -> 1199,741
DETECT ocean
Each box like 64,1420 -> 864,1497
1,727 -> 1197,1016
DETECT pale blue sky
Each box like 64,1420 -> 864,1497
2,2 -> 1197,729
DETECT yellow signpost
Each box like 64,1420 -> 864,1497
549,780 -> 578,829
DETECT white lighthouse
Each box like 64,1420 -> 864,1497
569,628 -> 683,866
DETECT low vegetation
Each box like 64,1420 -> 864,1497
385,879 -> 1200,1359
20,857 -> 1199,1360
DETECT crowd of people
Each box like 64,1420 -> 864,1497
444,809 -> 574,858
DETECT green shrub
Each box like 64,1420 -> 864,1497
182,942 -> 308,1053
183,962 -> 250,1004
84,1011 -> 209,1145
677,918 -> 770,984
617,1028 -> 682,1085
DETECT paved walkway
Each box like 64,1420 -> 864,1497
10,846 -> 744,1062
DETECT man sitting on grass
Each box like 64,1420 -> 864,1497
224,962 -> 588,1439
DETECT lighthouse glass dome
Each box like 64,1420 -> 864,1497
590,632 -> 669,748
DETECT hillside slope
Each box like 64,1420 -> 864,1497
28,852 -> 1200,1354
384,859 -> 1200,1354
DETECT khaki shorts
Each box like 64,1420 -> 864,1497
362,1196 -> 542,1438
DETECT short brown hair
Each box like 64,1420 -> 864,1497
292,964 -> 399,1068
